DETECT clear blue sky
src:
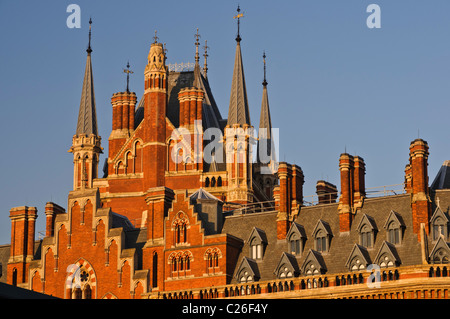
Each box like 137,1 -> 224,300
1,0 -> 450,244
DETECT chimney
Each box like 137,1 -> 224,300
109,92 -> 137,159
45,202 -> 66,237
316,180 -> 338,204
409,138 -> 431,241
276,162 -> 291,239
7,206 -> 38,285
338,153 -> 354,232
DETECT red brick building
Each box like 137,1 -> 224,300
2,13 -> 450,299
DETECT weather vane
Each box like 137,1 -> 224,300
153,30 -> 159,44
87,17 -> 93,54
263,51 -> 267,86
123,61 -> 134,92
234,5 -> 244,42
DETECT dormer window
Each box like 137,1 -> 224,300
248,228 -> 267,260
286,222 -> 307,256
430,206 -> 449,241
357,214 -> 378,248
383,211 -> 405,245
312,220 -> 332,253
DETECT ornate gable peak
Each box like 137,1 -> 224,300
301,249 -> 327,275
274,252 -> 300,278
312,220 -> 332,237
247,227 -> 268,245
430,206 -> 449,224
345,244 -> 371,271
429,236 -> 450,263
374,241 -> 401,267
286,222 -> 307,241
383,210 -> 406,229
356,214 -> 378,232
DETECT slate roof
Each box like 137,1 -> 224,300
431,160 -> 450,190
222,192 -> 440,283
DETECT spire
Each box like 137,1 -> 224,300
227,6 -> 250,126
203,40 -> 209,78
76,18 -> 98,136
257,52 -> 275,164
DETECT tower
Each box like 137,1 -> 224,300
143,32 -> 168,190
68,18 -> 103,191
224,6 -> 254,204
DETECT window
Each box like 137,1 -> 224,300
247,228 -> 267,260
312,220 -> 332,253
357,214 -> 377,248
384,211 -> 405,245
430,207 -> 449,241
315,230 -> 327,252
290,240 -> 301,255
388,226 -> 400,245
360,226 -> 373,248
251,242 -> 263,259
287,222 -> 306,256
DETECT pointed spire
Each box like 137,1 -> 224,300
257,52 -> 275,164
76,19 -> 98,136
227,6 -> 250,126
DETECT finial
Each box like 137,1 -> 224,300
234,5 -> 244,42
153,30 -> 159,44
203,40 -> 209,77
123,61 -> 134,93
87,17 -> 92,54
262,51 -> 268,86
195,28 -> 201,64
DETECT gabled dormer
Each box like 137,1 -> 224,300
428,236 -> 450,264
312,220 -> 332,253
286,222 -> 307,256
356,214 -> 378,248
383,210 -> 406,245
247,227 -> 268,260
235,257 -> 260,283
374,241 -> 401,268
300,249 -> 327,275
430,206 -> 449,241
274,252 -> 300,279
345,244 -> 372,271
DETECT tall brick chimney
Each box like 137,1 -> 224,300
7,206 -> 38,286
275,162 -> 304,239
409,138 -> 430,241
338,153 -> 354,232
45,202 -> 66,238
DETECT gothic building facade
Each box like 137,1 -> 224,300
2,14 -> 450,299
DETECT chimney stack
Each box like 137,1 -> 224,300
316,180 -> 338,204
409,139 -> 431,241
